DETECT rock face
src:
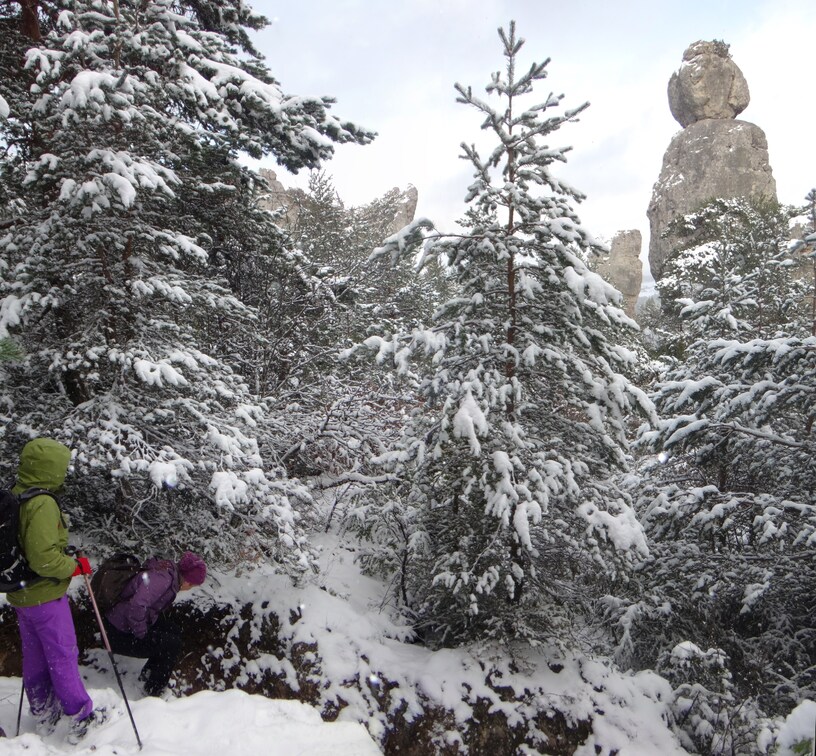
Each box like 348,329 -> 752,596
258,168 -> 302,228
389,185 -> 418,236
668,40 -> 750,127
257,169 -> 418,237
594,230 -> 642,319
648,41 -> 777,282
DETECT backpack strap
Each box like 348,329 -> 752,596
18,488 -> 57,503
16,488 -> 66,554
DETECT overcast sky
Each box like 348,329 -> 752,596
248,0 -> 815,278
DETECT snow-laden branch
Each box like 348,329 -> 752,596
368,217 -> 438,268
712,422 -> 810,450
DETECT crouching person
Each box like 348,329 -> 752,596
103,551 -> 207,696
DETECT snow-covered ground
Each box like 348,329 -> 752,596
0,677 -> 381,754
194,530 -> 694,755
2,525 -> 815,754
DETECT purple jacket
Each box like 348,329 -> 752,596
105,558 -> 180,639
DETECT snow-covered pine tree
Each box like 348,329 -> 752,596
795,187 -> 816,335
0,0 -> 372,566
289,172 -> 450,341
659,198 -> 807,342
641,198 -> 811,501
351,22 -> 652,647
612,197 -> 816,726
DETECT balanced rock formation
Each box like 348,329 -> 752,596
648,41 -> 776,281
594,230 -> 642,319
667,41 -> 749,127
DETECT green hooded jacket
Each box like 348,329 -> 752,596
7,438 -> 77,608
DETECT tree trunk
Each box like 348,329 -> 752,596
18,0 -> 42,41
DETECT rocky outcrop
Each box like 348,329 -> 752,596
257,170 -> 417,238
388,185 -> 418,236
648,41 -> 777,282
258,168 -> 303,228
594,230 -> 642,318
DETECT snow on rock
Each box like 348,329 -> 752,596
0,682 -> 381,755
191,531 -> 691,755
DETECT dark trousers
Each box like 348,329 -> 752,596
103,617 -> 182,695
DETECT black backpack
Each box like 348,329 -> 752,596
0,487 -> 54,593
90,553 -> 143,614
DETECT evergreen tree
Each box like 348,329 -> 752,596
795,188 -> 816,335
608,195 -> 816,732
658,198 -> 807,342
643,197 -> 810,502
263,172 -> 450,484
289,172 -> 451,342
0,0 -> 372,565
351,22 -> 651,646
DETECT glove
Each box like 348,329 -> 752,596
72,556 -> 92,577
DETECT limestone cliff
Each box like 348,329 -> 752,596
594,230 -> 642,319
257,169 -> 417,237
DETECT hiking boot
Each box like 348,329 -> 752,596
34,706 -> 62,736
140,667 -> 169,697
67,708 -> 108,745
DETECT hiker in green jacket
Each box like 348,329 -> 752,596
7,438 -> 100,741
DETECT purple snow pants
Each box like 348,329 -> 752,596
15,596 -> 93,721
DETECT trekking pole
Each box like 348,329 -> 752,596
15,679 -> 23,736
76,551 -> 143,750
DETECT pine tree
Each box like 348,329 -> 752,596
351,22 -> 651,646
643,197 -> 811,500
799,188 -> 816,335
0,0 -> 372,565
658,198 -> 807,341
261,173 -> 450,484
610,196 -> 816,725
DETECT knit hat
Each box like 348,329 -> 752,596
178,551 -> 207,586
